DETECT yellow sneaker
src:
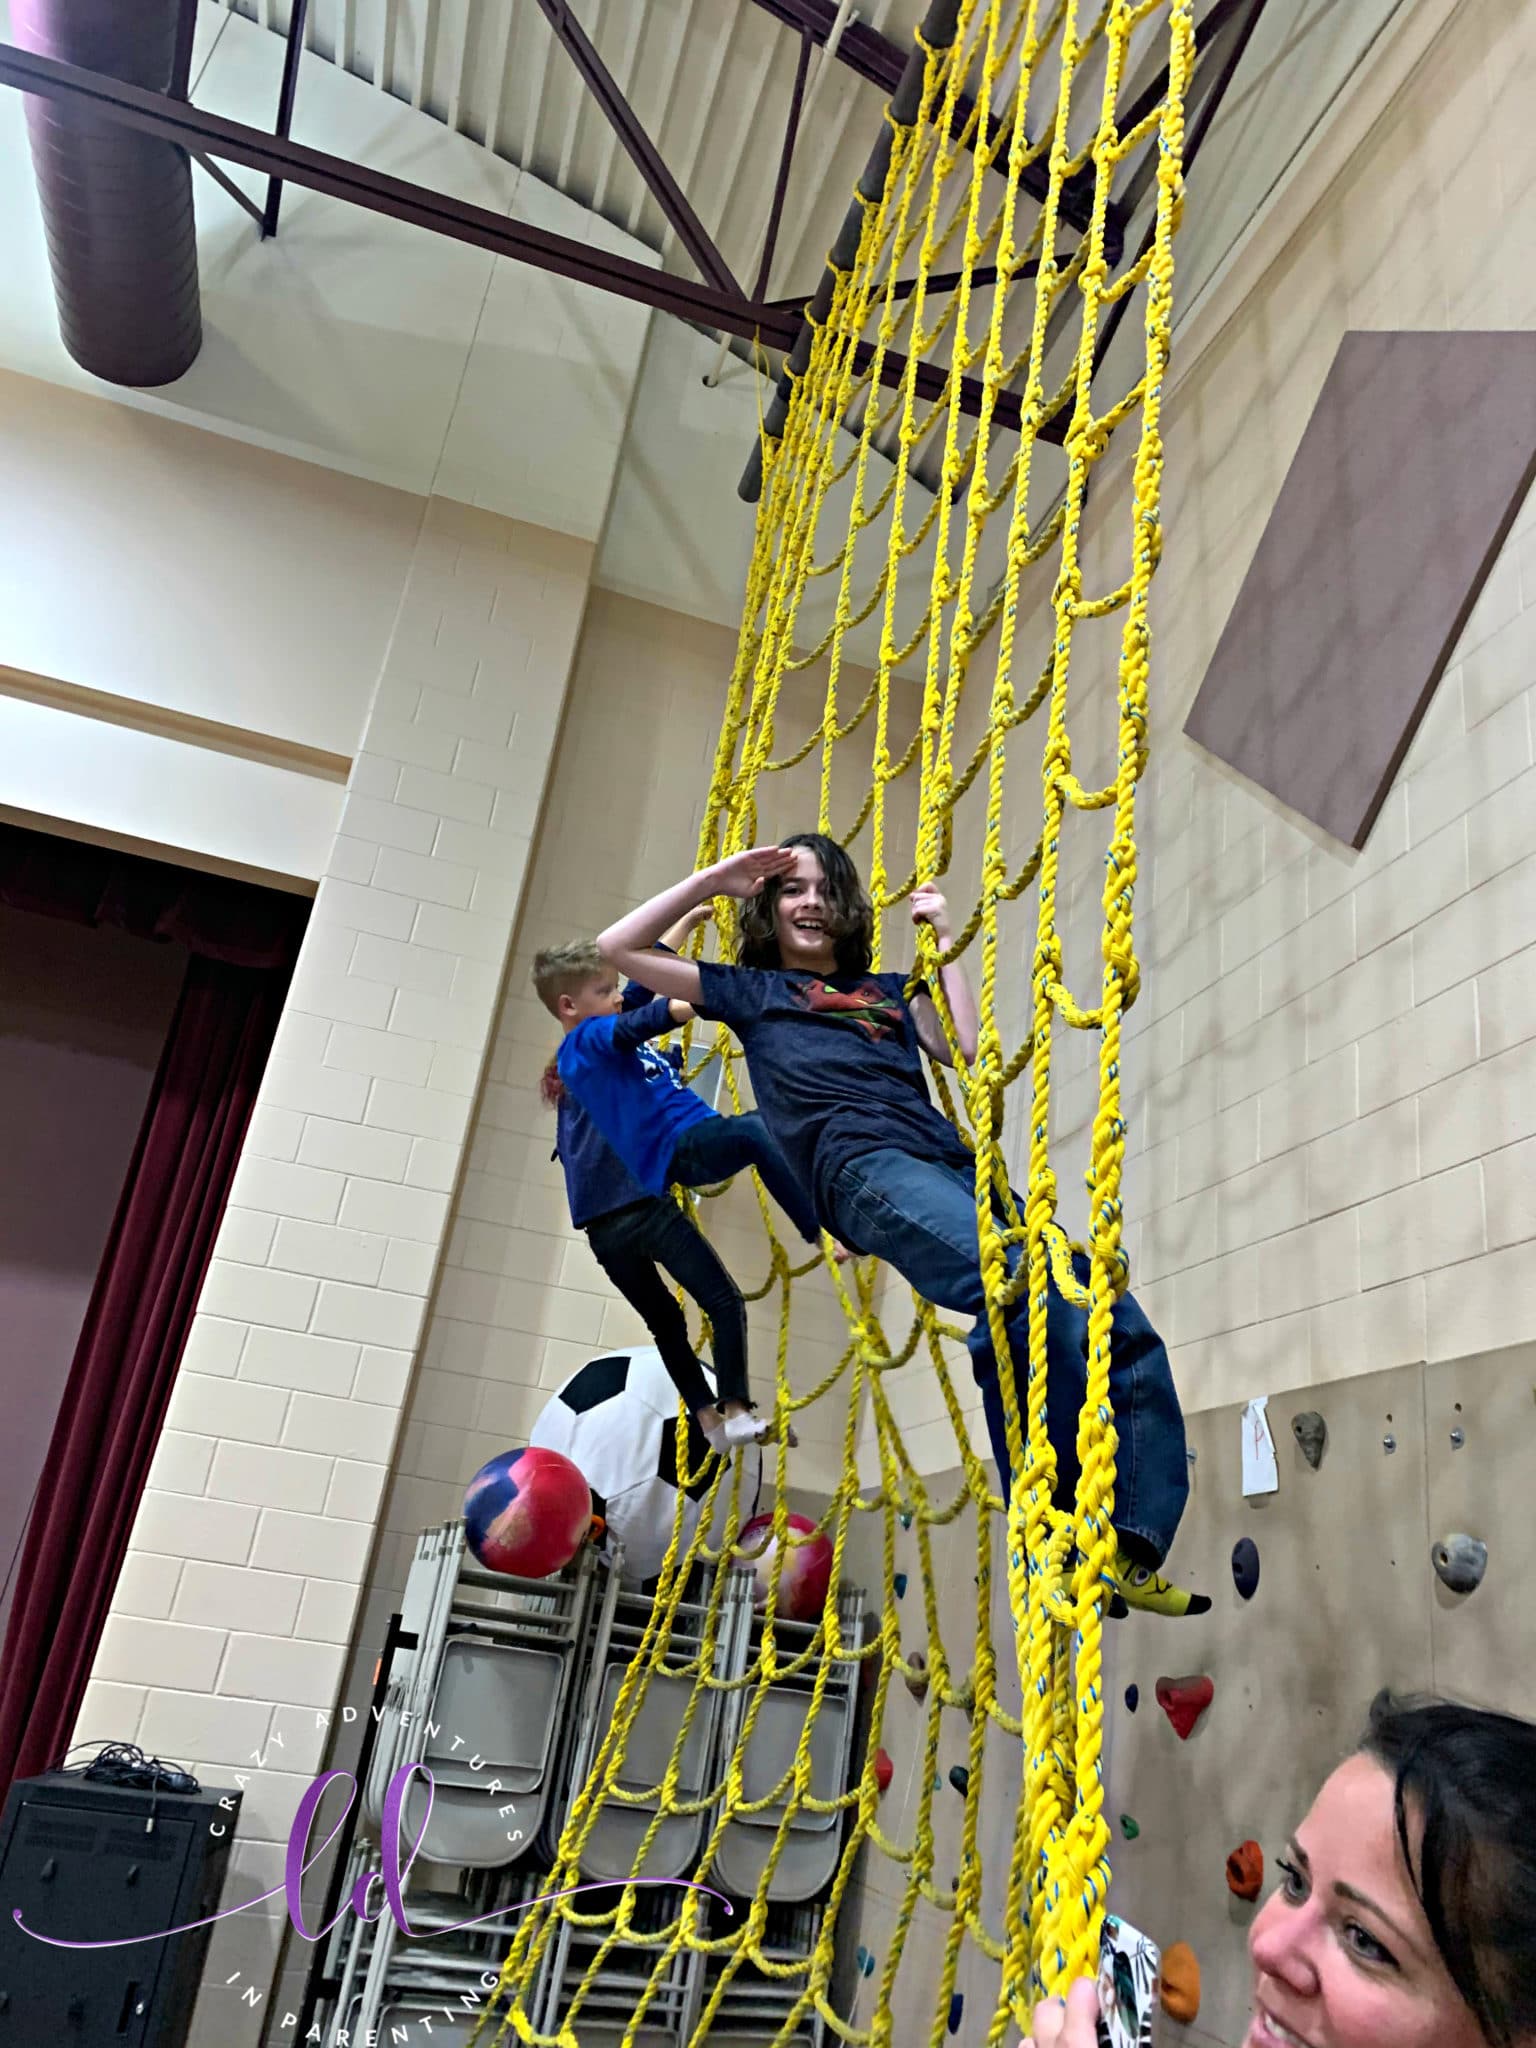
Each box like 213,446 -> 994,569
1106,1550 -> 1211,1618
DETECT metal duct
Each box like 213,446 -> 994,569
12,0 -> 201,387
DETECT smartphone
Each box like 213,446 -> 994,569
1096,1913 -> 1161,2048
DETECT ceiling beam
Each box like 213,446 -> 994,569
527,0 -> 741,297
0,40 -> 1024,432
741,0 -> 1112,250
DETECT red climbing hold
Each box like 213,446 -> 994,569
1226,1839 -> 1263,1901
1155,1673 -> 1214,1741
873,1746 -> 894,1796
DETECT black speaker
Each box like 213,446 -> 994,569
0,1772 -> 239,2044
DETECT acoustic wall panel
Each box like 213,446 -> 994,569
1184,331 -> 1536,847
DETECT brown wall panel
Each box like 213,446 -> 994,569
1184,332 -> 1536,847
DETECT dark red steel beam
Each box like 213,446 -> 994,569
261,0 -> 309,236
753,24 -> 812,303
741,0 -> 1110,248
530,0 -> 740,298
1089,0 -> 1270,371
0,40 -> 1026,432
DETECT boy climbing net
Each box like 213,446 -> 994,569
535,910 -> 821,1456
599,833 -> 1207,1618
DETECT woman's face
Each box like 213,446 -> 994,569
1246,1753 -> 1483,2048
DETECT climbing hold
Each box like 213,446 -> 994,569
1291,1411 -> 1328,1469
860,1948 -> 876,1979
1231,1537 -> 1261,1601
873,1746 -> 894,1796
893,1570 -> 909,1600
1431,1532 -> 1487,1595
903,1650 -> 930,1703
856,1944 -> 869,1975
1226,1839 -> 1263,1901
1124,1683 -> 1139,1714
1155,1674 -> 1214,1741
1159,1942 -> 1201,2024
931,1773 -> 943,1793
898,1507 -> 914,1531
1120,1814 -> 1140,1840
948,1764 -> 970,1797
947,1991 -> 964,2035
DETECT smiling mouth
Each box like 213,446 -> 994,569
790,918 -> 827,935
1250,2002 -> 1312,2048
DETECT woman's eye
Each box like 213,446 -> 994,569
1276,1859 -> 1307,1902
1343,1922 -> 1397,1971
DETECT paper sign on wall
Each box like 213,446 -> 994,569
1241,1397 -> 1279,1498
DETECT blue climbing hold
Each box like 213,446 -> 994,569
948,1991 -> 964,2035
898,1508 -> 914,1531
893,1571 -> 909,1600
1125,1683 -> 1139,1714
861,1949 -> 876,1979
948,1764 -> 970,1796
1232,1536 -> 1261,1601
856,1945 -> 869,1974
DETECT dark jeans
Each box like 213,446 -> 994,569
669,1111 -> 820,1244
585,1196 -> 749,1411
825,1148 -> 1189,1566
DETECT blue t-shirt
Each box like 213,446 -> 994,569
693,963 -> 971,1218
555,996 -> 713,1225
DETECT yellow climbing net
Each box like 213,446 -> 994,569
480,0 -> 1194,2037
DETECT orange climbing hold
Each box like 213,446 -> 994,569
1159,1942 -> 1201,2024
873,1747 -> 894,1796
1226,1839 -> 1263,1901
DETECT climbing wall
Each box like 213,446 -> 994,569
831,1343 -> 1536,2046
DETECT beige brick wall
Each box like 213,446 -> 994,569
371,587 -> 921,1579
1038,0 -> 1536,1412
70,498 -> 599,2045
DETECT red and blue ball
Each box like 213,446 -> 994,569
463,1444 -> 592,1579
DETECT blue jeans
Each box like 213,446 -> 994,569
670,1112 -> 820,1245
825,1148 -> 1188,1566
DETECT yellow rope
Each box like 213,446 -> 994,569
471,1 -> 1193,2038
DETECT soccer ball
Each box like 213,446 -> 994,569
531,1347 -> 761,1583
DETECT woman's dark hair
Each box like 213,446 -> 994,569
735,831 -> 874,977
1361,1692 -> 1536,2047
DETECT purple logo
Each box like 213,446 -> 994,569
12,1763 -> 731,1951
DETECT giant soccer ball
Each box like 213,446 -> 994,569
531,1346 -> 761,1584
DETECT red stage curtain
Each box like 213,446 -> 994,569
0,825 -> 303,1791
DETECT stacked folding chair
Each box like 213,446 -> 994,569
313,1524 -> 597,2042
310,1526 -> 864,2048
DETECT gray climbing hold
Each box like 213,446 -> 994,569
1431,1532 -> 1487,1595
904,1650 -> 930,1703
1231,1537 -> 1260,1601
1291,1411 -> 1328,1469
